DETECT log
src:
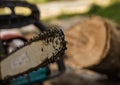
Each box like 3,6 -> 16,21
65,15 -> 120,78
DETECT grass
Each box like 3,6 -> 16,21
51,2 -> 120,24
86,3 -> 120,24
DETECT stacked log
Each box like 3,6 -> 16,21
65,15 -> 120,78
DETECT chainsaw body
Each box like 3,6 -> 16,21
0,1 -> 66,85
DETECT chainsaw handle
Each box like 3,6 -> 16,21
0,1 -> 40,29
0,1 -> 39,19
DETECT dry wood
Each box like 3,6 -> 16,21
65,15 -> 120,77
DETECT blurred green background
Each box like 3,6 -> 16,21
26,0 -> 120,24
1,0 -> 120,24
54,0 -> 120,24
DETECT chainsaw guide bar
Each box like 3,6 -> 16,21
0,27 -> 66,81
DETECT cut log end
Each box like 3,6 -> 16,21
65,15 -> 120,78
65,16 -> 111,68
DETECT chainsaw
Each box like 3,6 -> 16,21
0,1 -> 66,84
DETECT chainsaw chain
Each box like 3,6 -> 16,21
2,26 -> 67,82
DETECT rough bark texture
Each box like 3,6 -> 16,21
86,17 -> 120,78
64,15 -> 120,78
